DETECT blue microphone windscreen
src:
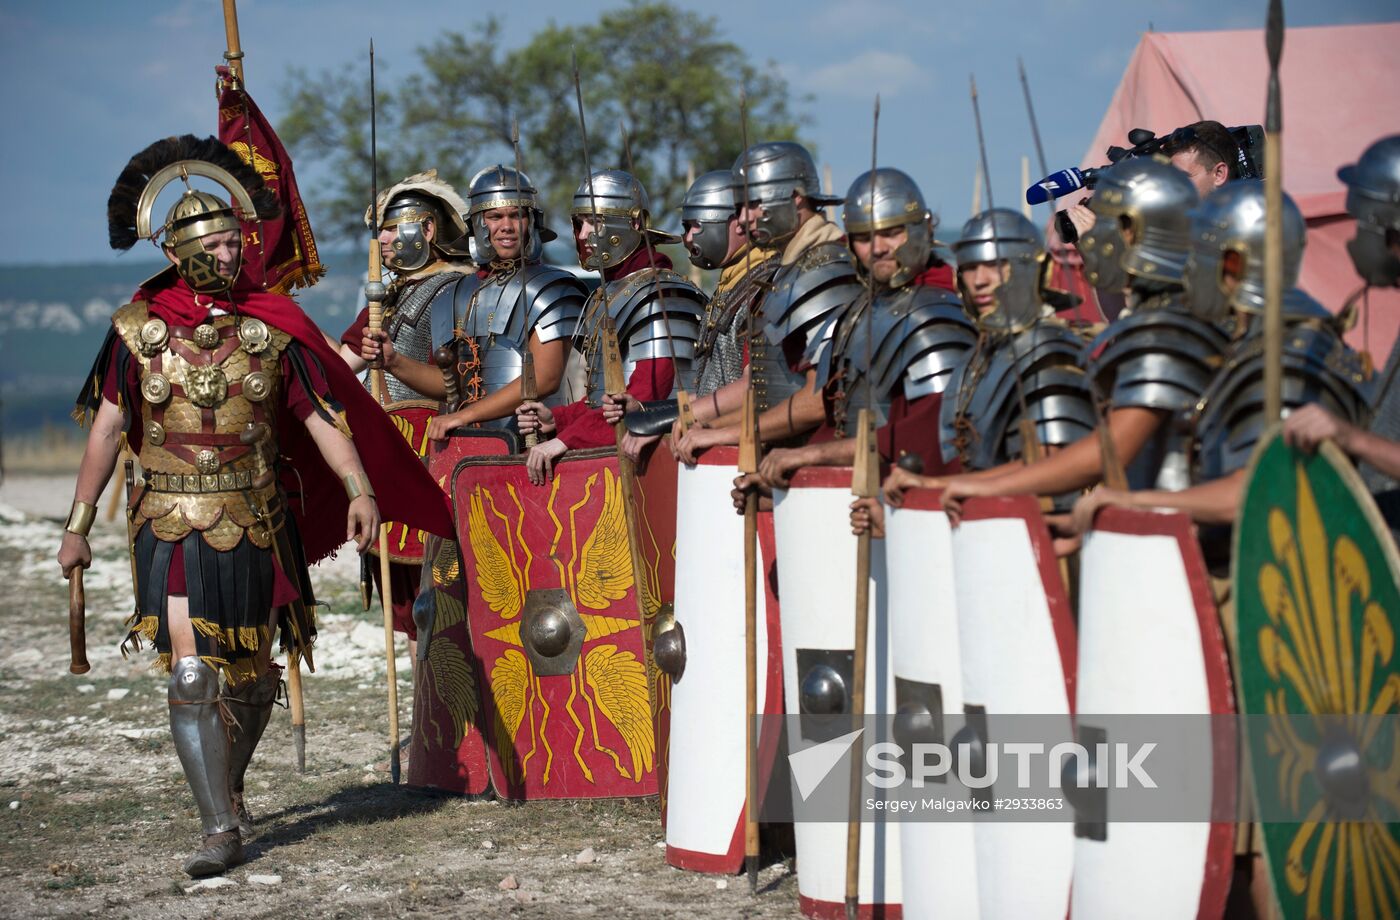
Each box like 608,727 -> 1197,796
1025,167 -> 1086,205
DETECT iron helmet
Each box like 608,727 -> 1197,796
570,169 -> 676,271
732,142 -> 842,247
1338,135 -> 1400,287
1078,157 -> 1199,292
1183,179 -> 1306,322
953,209 -> 1046,332
367,170 -> 471,273
465,164 -> 557,264
679,170 -> 738,270
108,135 -> 281,295
840,167 -> 934,290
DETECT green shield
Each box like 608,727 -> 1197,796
1233,424 -> 1400,920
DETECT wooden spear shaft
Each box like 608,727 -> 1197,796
739,385 -> 761,893
845,409 -> 879,920
366,239 -> 402,785
286,649 -> 306,772
601,318 -> 657,646
221,0 -> 244,83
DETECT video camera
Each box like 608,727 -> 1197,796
1028,123 -> 1266,242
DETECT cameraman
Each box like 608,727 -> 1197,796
1064,120 -> 1240,238
1163,120 -> 1241,196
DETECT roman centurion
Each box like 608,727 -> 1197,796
57,136 -> 449,877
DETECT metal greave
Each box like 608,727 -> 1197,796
226,665 -> 280,796
168,656 -> 239,837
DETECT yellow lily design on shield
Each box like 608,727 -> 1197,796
1254,461 -> 1400,920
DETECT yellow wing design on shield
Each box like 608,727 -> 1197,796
431,539 -> 461,586
468,489 -> 523,619
584,644 -> 654,781
428,634 -> 477,747
491,649 -> 530,783
574,469 -> 633,610
433,588 -> 465,632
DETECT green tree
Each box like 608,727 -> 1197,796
279,1 -> 810,245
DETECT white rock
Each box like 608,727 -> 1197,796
76,684 -> 96,694
716,879 -> 729,890
184,877 -> 238,892
498,874 -> 519,890
337,883 -> 352,892
575,847 -> 596,865
115,728 -> 163,741
106,688 -> 130,701
480,839 -> 494,849
248,874 -> 282,885
653,841 -> 666,849
8,801 -> 17,810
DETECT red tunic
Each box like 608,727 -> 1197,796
551,249 -> 678,450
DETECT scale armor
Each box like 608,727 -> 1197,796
1084,291 -> 1232,490
940,322 -> 1096,476
1193,291 -> 1374,481
375,271 -> 464,404
694,255 -> 782,396
583,268 -> 706,404
112,302 -> 293,552
437,263 -> 589,423
815,286 -> 976,431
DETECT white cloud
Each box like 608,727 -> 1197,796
807,51 -> 929,100
40,303 -> 82,333
83,299 -> 114,325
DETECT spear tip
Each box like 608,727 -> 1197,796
512,117 -> 519,145
1265,0 -> 1284,65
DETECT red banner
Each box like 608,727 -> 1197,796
216,67 -> 324,294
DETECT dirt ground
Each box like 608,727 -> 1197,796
0,474 -> 800,919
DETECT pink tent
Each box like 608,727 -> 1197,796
1078,22 -> 1400,365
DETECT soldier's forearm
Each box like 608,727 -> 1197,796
302,412 -> 368,482
696,372 -> 749,422
71,400 -> 125,505
385,357 -> 447,400
454,380 -> 528,426
338,342 -> 368,374
1116,472 -> 1244,526
756,387 -> 824,443
1344,428 -> 1400,480
797,439 -> 856,469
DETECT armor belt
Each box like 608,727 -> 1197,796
146,470 -> 255,493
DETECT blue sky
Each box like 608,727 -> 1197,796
2,0 -> 1395,266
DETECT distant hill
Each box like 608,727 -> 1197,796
0,252 -> 366,437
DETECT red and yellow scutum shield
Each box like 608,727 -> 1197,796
367,400 -> 438,565
452,445 -> 678,800
406,431 -> 511,796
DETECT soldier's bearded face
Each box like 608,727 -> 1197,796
199,229 -> 242,279
850,226 -> 908,283
483,207 -> 524,260
959,260 -> 1009,314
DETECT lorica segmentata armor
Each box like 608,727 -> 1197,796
582,268 -> 706,404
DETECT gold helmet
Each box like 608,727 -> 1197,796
108,136 -> 280,294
